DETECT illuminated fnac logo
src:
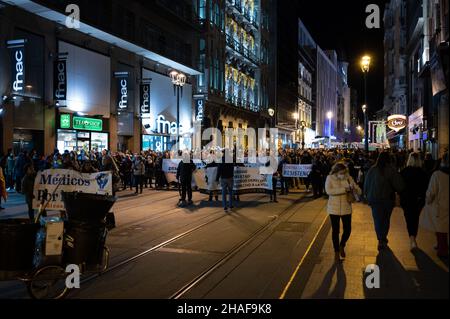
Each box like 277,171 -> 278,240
156,114 -> 183,135
387,115 -> 407,132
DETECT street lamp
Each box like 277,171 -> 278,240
326,111 -> 333,148
362,104 -> 368,151
293,112 -> 299,145
300,120 -> 306,150
169,70 -> 186,150
360,55 -> 371,152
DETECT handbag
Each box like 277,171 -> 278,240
346,190 -> 357,203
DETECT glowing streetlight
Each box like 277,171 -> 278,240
360,55 -> 371,152
361,55 -> 371,73
169,70 -> 186,149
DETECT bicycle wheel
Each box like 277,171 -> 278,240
27,265 -> 69,299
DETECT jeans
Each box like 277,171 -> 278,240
221,178 -> 234,209
329,214 -> 352,252
370,201 -> 394,242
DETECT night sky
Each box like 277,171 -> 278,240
298,0 -> 390,120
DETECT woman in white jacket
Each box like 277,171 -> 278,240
325,162 -> 362,263
420,152 -> 449,258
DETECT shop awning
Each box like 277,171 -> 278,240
4,0 -> 202,76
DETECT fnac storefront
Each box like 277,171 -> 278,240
56,113 -> 109,153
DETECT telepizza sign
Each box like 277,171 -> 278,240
387,115 -> 407,132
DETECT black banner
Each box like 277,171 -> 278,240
115,72 -> 129,111
7,39 -> 26,94
53,58 -> 67,101
140,83 -> 150,114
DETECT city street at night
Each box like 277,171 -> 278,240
0,0 -> 448,315
1,188 -> 447,299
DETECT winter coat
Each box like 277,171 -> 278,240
176,160 -> 196,183
216,162 -> 235,181
364,165 -> 404,204
420,169 -> 449,233
325,174 -> 361,216
133,158 -> 145,176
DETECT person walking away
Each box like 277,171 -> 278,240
144,155 -> 154,189
5,151 -> 15,191
420,152 -> 449,258
301,152 -> 312,192
325,163 -> 361,263
216,152 -> 235,212
14,151 -> 30,193
309,162 -> 324,199
176,151 -> 196,207
0,166 -> 7,210
133,155 -> 145,194
400,152 -> 428,250
205,151 -> 219,201
21,163 -> 36,221
364,152 -> 405,250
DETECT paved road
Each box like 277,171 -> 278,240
0,188 -> 447,299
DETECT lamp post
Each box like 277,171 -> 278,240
169,70 -> 186,151
326,111 -> 333,148
300,120 -> 306,150
360,55 -> 371,152
293,112 -> 299,145
362,104 -> 368,152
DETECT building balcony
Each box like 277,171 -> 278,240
225,94 -> 259,112
226,33 -> 259,65
226,0 -> 258,31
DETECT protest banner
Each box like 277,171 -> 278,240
162,159 -> 206,184
282,164 -> 313,178
32,169 -> 112,210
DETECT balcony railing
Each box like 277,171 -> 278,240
226,33 -> 258,64
226,94 -> 259,112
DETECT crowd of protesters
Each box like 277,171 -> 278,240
0,145 -> 447,259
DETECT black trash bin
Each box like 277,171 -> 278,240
63,220 -> 106,266
61,192 -> 115,223
0,219 -> 39,271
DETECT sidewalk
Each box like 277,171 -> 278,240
299,203 -> 449,299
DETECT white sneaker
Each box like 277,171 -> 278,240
410,237 -> 418,250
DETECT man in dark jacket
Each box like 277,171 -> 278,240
176,151 -> 196,207
216,151 -> 235,212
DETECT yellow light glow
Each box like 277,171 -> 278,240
361,55 -> 371,72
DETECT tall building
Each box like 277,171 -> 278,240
316,48 -> 338,140
403,0 -> 448,157
195,0 -> 272,149
0,0 -> 200,155
272,1 -> 300,147
383,0 -> 408,148
297,19 -> 316,147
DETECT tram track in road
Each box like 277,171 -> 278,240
78,193 -> 271,289
169,194 -> 310,299
75,193 -> 310,299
